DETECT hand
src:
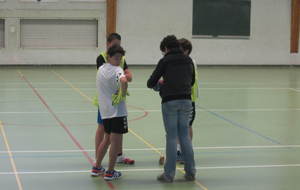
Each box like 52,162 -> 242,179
124,70 -> 132,82
158,79 -> 164,85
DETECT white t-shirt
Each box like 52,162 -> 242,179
96,63 -> 127,119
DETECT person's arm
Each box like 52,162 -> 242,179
147,59 -> 165,88
120,76 -> 128,96
124,69 -> 133,82
190,58 -> 195,86
117,68 -> 128,95
122,60 -> 132,82
111,70 -> 128,106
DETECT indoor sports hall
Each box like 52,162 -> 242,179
0,1 -> 299,190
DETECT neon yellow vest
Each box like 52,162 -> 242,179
191,62 -> 199,102
100,52 -> 126,69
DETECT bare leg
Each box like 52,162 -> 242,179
95,124 -> 105,159
108,133 -> 123,171
95,133 -> 110,168
117,143 -> 122,156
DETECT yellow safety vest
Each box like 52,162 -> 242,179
191,62 -> 199,102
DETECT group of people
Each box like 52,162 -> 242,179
91,33 -> 199,182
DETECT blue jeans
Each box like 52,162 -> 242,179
161,99 -> 196,178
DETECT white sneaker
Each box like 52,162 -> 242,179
116,155 -> 135,165
104,170 -> 122,181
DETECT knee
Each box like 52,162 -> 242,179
103,135 -> 111,144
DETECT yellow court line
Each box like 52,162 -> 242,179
52,70 -> 208,190
0,121 -> 23,190
128,129 -> 163,157
52,71 -> 163,156
52,71 -> 93,102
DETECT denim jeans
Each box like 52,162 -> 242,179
161,99 -> 196,178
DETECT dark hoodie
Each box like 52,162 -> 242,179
147,48 -> 195,103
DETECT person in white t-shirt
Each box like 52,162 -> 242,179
93,45 -> 128,181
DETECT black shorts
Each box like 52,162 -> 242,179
189,102 -> 196,126
103,116 -> 128,134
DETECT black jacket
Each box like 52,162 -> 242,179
147,48 -> 195,103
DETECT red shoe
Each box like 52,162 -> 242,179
116,155 -> 135,165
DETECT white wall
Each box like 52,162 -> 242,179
0,0 -> 298,65
0,0 -> 106,65
118,0 -> 297,65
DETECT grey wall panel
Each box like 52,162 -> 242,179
20,19 -> 98,48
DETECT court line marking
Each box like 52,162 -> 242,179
52,71 -> 162,156
16,71 -> 115,189
52,70 -> 161,156
1,108 -> 300,114
52,70 -> 208,190
16,71 -> 94,164
198,105 -> 282,145
0,121 -> 23,190
127,87 -> 300,91
1,164 -> 300,175
0,87 -> 299,91
0,81 -> 297,85
1,145 -> 300,154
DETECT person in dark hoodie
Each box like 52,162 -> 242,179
147,35 -> 196,183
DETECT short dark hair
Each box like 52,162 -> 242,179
160,35 -> 179,52
107,44 -> 125,57
178,38 -> 192,55
107,33 -> 121,43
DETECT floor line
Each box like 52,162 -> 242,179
1,163 -> 300,175
0,121 -> 23,190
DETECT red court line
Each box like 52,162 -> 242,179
0,121 -> 24,190
17,71 -> 115,190
127,105 -> 149,122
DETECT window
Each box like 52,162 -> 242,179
0,19 -> 4,48
20,19 -> 98,48
193,0 -> 251,38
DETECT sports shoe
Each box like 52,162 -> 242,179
157,173 -> 173,183
184,173 -> 196,181
91,166 -> 105,177
116,155 -> 135,165
104,170 -> 122,181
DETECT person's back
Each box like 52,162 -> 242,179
160,49 -> 194,99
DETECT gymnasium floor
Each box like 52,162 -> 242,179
0,65 -> 300,190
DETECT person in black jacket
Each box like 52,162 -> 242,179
147,35 -> 196,182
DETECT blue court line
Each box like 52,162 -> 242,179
197,105 -> 282,145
